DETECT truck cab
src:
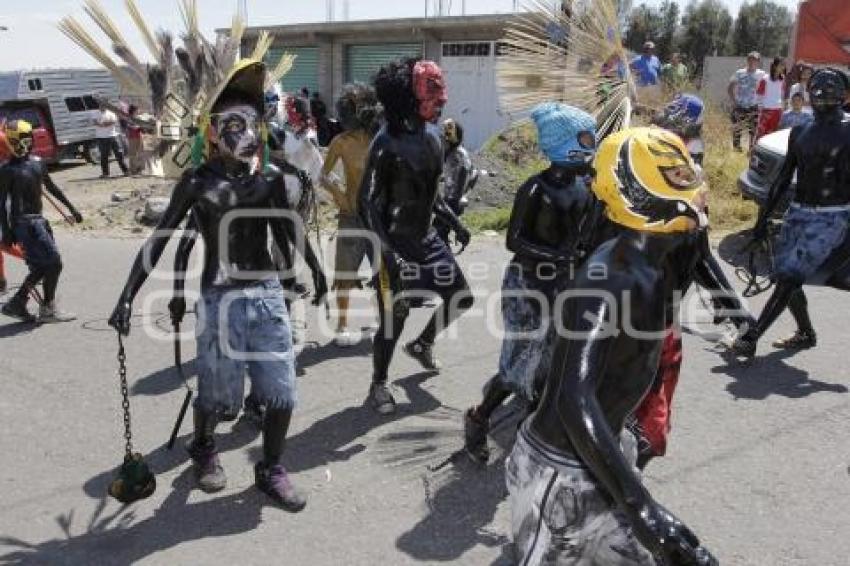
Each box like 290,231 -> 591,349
737,128 -> 793,212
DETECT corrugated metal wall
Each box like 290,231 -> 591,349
267,46 -> 320,95
345,43 -> 423,84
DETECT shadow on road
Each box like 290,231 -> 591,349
712,349 -> 849,400
0,469 -> 265,565
294,337 -> 373,375
384,403 -> 524,563
247,371 -> 442,472
131,359 -> 197,396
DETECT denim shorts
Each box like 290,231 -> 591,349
195,279 -> 297,414
775,204 -> 850,283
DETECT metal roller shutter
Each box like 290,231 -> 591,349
266,46 -> 320,95
345,43 -> 423,84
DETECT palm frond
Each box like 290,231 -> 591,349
57,16 -> 147,96
125,0 -> 160,60
498,0 -> 636,139
267,53 -> 296,90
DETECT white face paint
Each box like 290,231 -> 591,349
210,104 -> 261,164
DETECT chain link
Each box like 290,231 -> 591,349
117,334 -> 133,458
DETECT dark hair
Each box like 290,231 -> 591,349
769,57 -> 786,81
374,57 -> 420,131
128,104 -> 138,114
790,92 -> 804,100
336,82 -> 378,132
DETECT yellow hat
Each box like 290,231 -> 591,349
4,119 -> 33,157
592,127 -> 707,233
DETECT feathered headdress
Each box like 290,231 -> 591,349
498,0 -> 636,140
58,0 -> 295,177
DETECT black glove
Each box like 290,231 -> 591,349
168,296 -> 186,326
454,225 -> 471,250
631,502 -> 718,566
108,301 -> 132,336
312,271 -> 329,306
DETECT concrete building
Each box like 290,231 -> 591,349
236,14 -> 518,149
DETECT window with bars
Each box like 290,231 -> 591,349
442,42 -> 491,58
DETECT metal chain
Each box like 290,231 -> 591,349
117,334 -> 133,458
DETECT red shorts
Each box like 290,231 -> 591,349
756,108 -> 782,140
635,326 -> 682,458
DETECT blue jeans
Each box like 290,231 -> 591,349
775,204 -> 850,283
195,279 -> 297,415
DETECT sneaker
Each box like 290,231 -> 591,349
243,395 -> 266,428
730,336 -> 757,358
186,439 -> 227,493
2,298 -> 36,323
38,302 -> 77,324
334,328 -> 358,347
404,340 -> 442,371
367,382 -> 396,415
772,331 -> 817,350
464,408 -> 490,464
255,462 -> 306,512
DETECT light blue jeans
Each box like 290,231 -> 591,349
195,279 -> 297,415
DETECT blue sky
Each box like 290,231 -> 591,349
1,0 -> 801,71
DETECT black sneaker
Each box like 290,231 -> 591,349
255,462 -> 306,512
367,382 -> 396,415
186,439 -> 227,493
404,340 -> 442,371
464,408 -> 490,464
772,331 -> 817,350
731,336 -> 757,358
2,298 -> 36,323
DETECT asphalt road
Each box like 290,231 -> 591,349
0,232 -> 848,566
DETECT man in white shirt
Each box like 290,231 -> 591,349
727,51 -> 767,151
93,102 -> 128,178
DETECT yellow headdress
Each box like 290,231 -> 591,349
58,0 -> 294,177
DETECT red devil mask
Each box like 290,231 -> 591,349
285,96 -> 311,133
413,61 -> 448,123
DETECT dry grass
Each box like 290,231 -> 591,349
473,99 -> 759,235
699,102 -> 759,234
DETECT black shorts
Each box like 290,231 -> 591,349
14,216 -> 60,271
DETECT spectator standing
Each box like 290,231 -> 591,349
126,105 -> 144,175
93,103 -> 128,178
630,41 -> 661,87
755,57 -> 787,139
728,51 -> 766,151
779,92 -> 814,130
789,63 -> 814,114
661,52 -> 689,90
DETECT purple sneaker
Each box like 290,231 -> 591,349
187,440 -> 227,493
255,462 -> 306,512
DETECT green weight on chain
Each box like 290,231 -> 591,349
108,333 -> 156,504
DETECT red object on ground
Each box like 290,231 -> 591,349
635,326 -> 683,458
0,242 -> 26,280
757,108 -> 784,140
794,0 -> 850,66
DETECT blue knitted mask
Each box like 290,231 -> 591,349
531,102 -> 597,166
